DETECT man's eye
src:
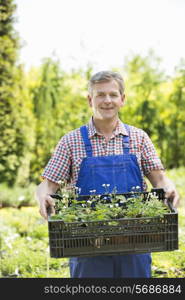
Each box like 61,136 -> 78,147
111,94 -> 118,97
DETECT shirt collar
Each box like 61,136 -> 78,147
87,117 -> 128,138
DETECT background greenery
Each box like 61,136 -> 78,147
0,168 -> 184,278
0,0 -> 185,278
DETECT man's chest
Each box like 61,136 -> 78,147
71,137 -> 142,170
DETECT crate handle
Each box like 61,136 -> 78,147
47,194 -> 63,219
47,206 -> 52,219
50,194 -> 63,200
166,198 -> 178,213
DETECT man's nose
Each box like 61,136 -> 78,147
104,95 -> 111,102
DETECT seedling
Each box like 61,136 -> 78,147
50,183 -> 170,223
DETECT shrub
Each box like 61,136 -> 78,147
0,183 -> 37,208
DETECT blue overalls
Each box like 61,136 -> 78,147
69,124 -> 151,278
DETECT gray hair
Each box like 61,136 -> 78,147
88,70 -> 125,96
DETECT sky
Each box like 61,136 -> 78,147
14,0 -> 185,75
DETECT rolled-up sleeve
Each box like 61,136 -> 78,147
141,130 -> 164,175
41,138 -> 71,184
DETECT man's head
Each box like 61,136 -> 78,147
88,70 -> 125,97
88,71 -> 125,121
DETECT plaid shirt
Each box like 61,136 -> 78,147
42,118 -> 164,191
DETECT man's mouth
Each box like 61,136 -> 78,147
101,107 -> 114,110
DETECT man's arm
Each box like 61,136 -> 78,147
146,169 -> 179,207
36,179 -> 59,219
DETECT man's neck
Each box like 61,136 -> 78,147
92,117 -> 119,137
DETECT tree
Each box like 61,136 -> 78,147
0,0 -> 35,185
166,62 -> 185,168
0,0 -> 20,184
29,58 -> 90,182
122,51 -> 165,137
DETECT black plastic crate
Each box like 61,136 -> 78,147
48,189 -> 178,258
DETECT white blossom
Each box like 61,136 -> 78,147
18,195 -> 25,201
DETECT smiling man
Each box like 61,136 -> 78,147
36,70 -> 179,278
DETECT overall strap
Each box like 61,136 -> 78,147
122,124 -> 130,154
80,126 -> 93,157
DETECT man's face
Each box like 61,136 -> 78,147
88,80 -> 125,121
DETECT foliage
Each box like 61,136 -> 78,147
121,52 -> 185,169
123,194 -> 170,218
0,0 -> 35,186
50,187 -> 170,222
0,207 -> 69,278
29,60 -> 91,183
122,51 -> 165,136
165,63 -> 185,168
0,182 -> 37,208
0,0 -> 19,185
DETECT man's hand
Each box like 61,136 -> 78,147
39,194 -> 55,220
146,170 -> 179,208
163,185 -> 179,208
36,179 -> 59,220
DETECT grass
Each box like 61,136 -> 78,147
0,207 -> 70,278
0,205 -> 184,278
0,167 -> 185,278
151,206 -> 185,278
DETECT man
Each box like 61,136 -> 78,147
36,70 -> 179,278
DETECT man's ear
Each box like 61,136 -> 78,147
121,93 -> 126,107
88,94 -> 92,107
